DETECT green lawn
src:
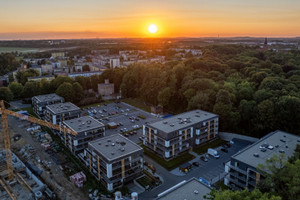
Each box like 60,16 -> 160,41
80,100 -> 115,109
141,145 -> 195,171
193,139 -> 227,155
0,47 -> 38,53
122,98 -> 151,113
136,175 -> 154,188
214,180 -> 229,190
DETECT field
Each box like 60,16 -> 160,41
0,47 -> 39,53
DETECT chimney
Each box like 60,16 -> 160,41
105,79 -> 109,84
131,192 -> 138,200
115,191 -> 122,200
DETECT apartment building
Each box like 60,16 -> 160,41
224,130 -> 300,191
32,94 -> 65,118
61,116 -> 105,155
82,134 -> 143,191
156,177 -> 211,200
143,110 -> 219,159
45,102 -> 81,125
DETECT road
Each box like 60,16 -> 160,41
139,139 -> 252,200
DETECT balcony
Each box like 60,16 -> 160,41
228,177 -> 246,189
230,171 -> 247,182
229,165 -> 247,175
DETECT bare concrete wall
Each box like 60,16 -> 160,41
219,132 -> 259,143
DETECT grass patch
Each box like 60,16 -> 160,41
214,180 -> 229,190
141,145 -> 195,171
0,47 -> 38,53
80,100 -> 115,109
122,98 -> 151,113
136,176 -> 154,188
193,139 -> 227,155
138,115 -> 146,120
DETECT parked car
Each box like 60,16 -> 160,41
139,137 -> 144,141
208,148 -> 220,158
221,148 -> 228,153
192,162 -> 199,167
200,156 -> 208,162
225,143 -> 231,148
129,132 -> 134,136
119,122 -> 123,126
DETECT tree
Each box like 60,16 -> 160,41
254,100 -> 276,135
188,92 -> 210,111
206,189 -> 281,200
16,69 -> 40,85
72,82 -> 84,103
22,81 -> 40,98
82,64 -> 90,72
0,87 -> 14,103
56,82 -> 74,102
257,149 -> 300,200
51,76 -> 74,89
158,87 -> 173,107
9,82 -> 23,99
39,79 -> 52,95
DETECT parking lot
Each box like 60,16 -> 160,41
82,102 -> 161,143
170,138 -> 253,182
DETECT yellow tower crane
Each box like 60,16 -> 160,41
0,100 -> 78,181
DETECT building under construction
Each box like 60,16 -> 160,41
0,150 -> 55,200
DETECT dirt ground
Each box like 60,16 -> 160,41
6,116 -> 89,200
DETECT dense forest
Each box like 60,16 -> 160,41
1,45 -> 300,138
100,45 -> 300,137
0,53 -> 20,76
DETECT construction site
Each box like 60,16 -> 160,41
0,100 -> 90,200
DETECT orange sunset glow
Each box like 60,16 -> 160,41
0,0 -> 300,39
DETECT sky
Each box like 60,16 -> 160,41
0,0 -> 300,39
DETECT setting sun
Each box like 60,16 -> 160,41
148,24 -> 158,34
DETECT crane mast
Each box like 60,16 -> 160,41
0,100 -> 77,181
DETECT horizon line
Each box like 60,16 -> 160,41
1,36 -> 300,42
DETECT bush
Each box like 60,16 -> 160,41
138,115 -> 146,119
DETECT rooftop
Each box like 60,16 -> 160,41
232,130 -> 300,169
33,93 -> 64,103
46,102 -> 80,114
63,116 -> 104,133
156,178 -> 211,200
89,134 -> 143,161
148,110 -> 218,133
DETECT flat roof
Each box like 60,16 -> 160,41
232,130 -> 300,169
46,102 -> 80,114
63,116 -> 104,133
89,134 -> 143,161
148,110 -> 218,133
33,93 -> 64,103
156,178 -> 211,200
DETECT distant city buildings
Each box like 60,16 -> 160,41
110,58 -> 120,68
143,110 -> 219,159
224,130 -> 300,191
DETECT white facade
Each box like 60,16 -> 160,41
110,58 -> 120,68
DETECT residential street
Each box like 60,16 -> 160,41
140,139 -> 252,200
